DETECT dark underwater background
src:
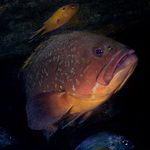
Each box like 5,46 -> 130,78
0,0 -> 149,149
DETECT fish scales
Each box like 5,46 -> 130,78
24,32 -> 89,98
25,32 -> 94,99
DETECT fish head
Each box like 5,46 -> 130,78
59,3 -> 79,18
66,34 -> 138,102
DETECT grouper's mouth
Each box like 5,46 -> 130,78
97,49 -> 138,86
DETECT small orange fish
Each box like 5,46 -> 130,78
30,3 -> 79,39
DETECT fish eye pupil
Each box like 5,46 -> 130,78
95,48 -> 103,57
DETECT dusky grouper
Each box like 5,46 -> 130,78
22,31 -> 138,133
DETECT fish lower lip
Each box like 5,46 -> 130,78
97,50 -> 138,85
114,52 -> 137,75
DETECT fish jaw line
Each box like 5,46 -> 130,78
113,52 -> 138,87
113,52 -> 138,76
105,57 -> 137,95
92,53 -> 138,98
97,50 -> 137,85
113,58 -> 138,93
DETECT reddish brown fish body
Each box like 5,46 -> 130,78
23,31 -> 137,132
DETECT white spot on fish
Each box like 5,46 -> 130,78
57,55 -> 60,62
84,64 -> 90,73
72,93 -> 76,96
65,72 -> 68,76
92,82 -> 100,93
95,70 -> 98,74
59,85 -> 63,89
75,79 -> 80,85
46,84 -> 49,89
72,84 -> 76,91
86,80 -> 91,85
80,74 -> 83,77
71,68 -> 74,74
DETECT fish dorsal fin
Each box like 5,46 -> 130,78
22,39 -> 50,69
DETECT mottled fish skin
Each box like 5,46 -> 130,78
24,31 -> 125,98
23,31 -> 137,131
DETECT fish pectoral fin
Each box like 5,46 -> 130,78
54,106 -> 73,124
53,107 -> 93,129
78,111 -> 93,124
26,92 -> 72,131
60,112 -> 85,129
60,111 -> 93,129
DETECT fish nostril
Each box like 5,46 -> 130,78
107,46 -> 113,51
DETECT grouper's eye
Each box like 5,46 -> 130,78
94,48 -> 103,57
